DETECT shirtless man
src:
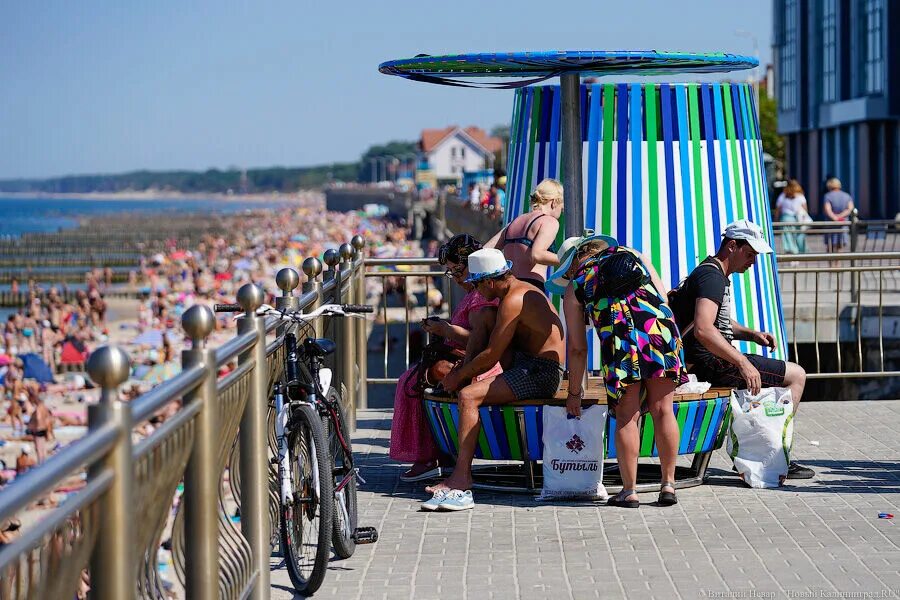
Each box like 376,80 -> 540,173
424,248 -> 565,510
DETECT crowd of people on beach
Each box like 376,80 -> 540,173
0,195 -> 417,561
391,177 -> 815,512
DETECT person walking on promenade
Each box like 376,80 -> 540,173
486,178 -> 563,292
668,220 -> 814,479
547,234 -> 688,507
389,234 -> 500,482
823,178 -> 855,254
775,179 -> 809,255
425,248 -> 565,510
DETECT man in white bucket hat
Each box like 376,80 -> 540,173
422,248 -> 565,510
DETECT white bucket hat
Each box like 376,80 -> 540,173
545,230 -> 618,295
723,219 -> 773,254
464,248 -> 512,283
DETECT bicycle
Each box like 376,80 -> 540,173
213,302 -> 378,596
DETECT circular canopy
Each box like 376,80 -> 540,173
379,50 -> 757,84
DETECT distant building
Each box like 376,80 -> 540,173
419,126 -> 502,185
773,0 -> 900,218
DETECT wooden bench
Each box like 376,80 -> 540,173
423,380 -> 733,494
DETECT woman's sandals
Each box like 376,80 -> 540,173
658,481 -> 678,506
607,489 -> 640,509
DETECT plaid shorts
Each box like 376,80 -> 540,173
501,352 -> 564,400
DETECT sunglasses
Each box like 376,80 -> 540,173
444,263 -> 466,278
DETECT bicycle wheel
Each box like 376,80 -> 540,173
326,388 -> 357,559
280,402 -> 333,596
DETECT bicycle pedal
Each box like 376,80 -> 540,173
352,527 -> 378,545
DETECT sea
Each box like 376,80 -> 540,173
0,196 -> 294,238
0,195 -> 298,319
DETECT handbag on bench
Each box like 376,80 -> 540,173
413,338 -> 466,393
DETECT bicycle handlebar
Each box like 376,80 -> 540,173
214,303 -> 242,313
341,304 -> 374,314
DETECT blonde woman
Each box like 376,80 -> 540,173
486,178 -> 563,292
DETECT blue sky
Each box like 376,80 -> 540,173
0,1 -> 772,179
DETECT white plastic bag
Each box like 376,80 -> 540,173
726,388 -> 794,488
538,405 -> 608,501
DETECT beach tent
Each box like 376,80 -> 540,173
20,353 -> 55,384
503,81 -> 785,368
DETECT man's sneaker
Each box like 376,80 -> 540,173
438,489 -> 475,511
421,490 -> 449,511
786,461 -> 815,479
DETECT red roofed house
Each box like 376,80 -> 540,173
419,126 -> 503,184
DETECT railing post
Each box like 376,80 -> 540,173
236,284 -> 270,599
322,249 -> 340,377
275,268 -> 301,332
339,243 -> 357,429
86,346 -> 135,600
351,235 -> 368,412
181,305 -> 218,600
850,209 -> 859,302
302,257 -> 324,339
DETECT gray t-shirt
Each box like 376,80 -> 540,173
823,190 -> 853,216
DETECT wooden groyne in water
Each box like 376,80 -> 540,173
0,212 -> 243,305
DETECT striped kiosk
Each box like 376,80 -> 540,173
381,51 -> 769,492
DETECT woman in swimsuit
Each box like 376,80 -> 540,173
486,178 -> 563,292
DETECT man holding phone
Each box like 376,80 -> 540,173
669,220 -> 814,479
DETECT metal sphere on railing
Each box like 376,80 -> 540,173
276,268 -> 300,294
237,283 -> 265,313
182,305 -> 215,341
339,243 -> 353,262
86,346 -> 132,389
323,249 -> 340,269
350,235 -> 365,251
302,256 -> 323,279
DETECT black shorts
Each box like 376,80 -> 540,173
690,354 -> 786,389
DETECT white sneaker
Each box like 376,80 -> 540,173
421,490 -> 449,511
438,489 -> 475,511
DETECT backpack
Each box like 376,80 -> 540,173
572,248 -> 648,305
666,261 -> 723,337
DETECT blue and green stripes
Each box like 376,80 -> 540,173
503,82 -> 785,365
423,397 -> 731,461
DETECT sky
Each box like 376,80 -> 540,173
0,1 -> 773,180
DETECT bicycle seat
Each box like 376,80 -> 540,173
304,337 -> 336,357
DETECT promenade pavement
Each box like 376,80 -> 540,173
270,400 -> 900,600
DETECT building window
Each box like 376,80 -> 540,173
451,147 -> 456,158
821,0 -> 837,102
863,0 -> 884,95
780,0 -> 798,110
460,147 -> 465,159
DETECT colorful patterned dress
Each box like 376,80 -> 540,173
573,246 -> 688,412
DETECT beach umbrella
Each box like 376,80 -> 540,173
214,272 -> 233,281
0,354 -> 11,366
140,362 -> 180,385
169,250 -> 189,260
233,259 -> 254,271
291,234 -> 308,242
132,329 -> 165,346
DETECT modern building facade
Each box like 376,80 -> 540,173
774,0 -> 900,218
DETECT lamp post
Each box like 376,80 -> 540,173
736,29 -> 760,106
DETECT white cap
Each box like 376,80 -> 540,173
21,446 -> 31,455
464,249 -> 512,283
723,219 -> 773,254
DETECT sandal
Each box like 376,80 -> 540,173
607,489 -> 640,508
658,481 -> 678,506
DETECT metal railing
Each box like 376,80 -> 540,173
0,237 -> 368,600
772,212 -> 900,255
362,253 -> 900,384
